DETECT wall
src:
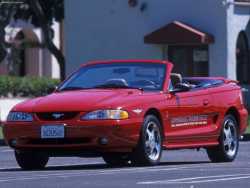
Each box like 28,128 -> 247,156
227,2 -> 250,80
65,0 -> 228,76
226,2 -> 250,109
0,98 -> 27,122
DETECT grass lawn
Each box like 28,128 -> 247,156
246,118 -> 250,134
246,126 -> 250,134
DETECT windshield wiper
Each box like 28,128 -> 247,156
93,84 -> 144,91
59,86 -> 90,91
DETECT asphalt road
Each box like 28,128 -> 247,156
0,142 -> 249,188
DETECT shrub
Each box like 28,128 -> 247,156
0,76 -> 9,97
0,76 -> 60,98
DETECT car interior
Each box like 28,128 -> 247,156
170,73 -> 224,92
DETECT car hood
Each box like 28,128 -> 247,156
12,89 -> 144,112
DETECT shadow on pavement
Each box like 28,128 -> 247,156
0,160 -> 210,172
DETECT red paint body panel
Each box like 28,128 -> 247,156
3,60 -> 248,155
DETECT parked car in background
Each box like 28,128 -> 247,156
3,60 -> 248,170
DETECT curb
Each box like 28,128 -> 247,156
242,133 -> 250,141
0,139 -> 5,146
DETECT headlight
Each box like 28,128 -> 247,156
7,112 -> 33,122
81,110 -> 129,120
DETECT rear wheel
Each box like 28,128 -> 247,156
102,153 -> 130,166
15,150 -> 49,170
207,114 -> 239,162
131,115 -> 163,166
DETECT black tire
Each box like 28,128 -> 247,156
206,114 -> 239,163
131,115 -> 163,166
15,150 -> 49,170
102,153 -> 130,166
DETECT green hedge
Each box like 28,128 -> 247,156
0,76 -> 60,97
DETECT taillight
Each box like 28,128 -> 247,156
239,92 -> 244,105
240,88 -> 248,105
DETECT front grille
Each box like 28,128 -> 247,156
24,138 -> 91,145
36,112 -> 79,121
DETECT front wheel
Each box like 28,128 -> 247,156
207,114 -> 239,162
15,150 -> 49,170
132,115 -> 163,166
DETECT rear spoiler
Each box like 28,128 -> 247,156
223,79 -> 239,84
222,79 -> 248,92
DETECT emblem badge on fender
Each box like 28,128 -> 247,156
132,109 -> 143,114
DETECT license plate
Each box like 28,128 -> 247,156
41,125 -> 65,139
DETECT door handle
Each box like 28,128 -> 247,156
203,99 -> 209,106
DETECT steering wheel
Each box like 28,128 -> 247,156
134,79 -> 158,88
104,78 -> 129,86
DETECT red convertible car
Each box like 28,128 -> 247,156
3,60 -> 248,170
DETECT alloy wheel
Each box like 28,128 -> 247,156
145,121 -> 161,161
223,119 -> 238,157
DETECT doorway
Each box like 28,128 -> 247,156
236,31 -> 249,84
168,46 -> 209,77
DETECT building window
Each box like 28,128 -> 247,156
236,31 -> 249,84
168,46 -> 209,77
235,0 -> 250,2
234,0 -> 250,6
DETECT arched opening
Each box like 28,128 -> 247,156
236,31 -> 249,84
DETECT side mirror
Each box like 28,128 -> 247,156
170,83 -> 191,94
49,86 -> 58,94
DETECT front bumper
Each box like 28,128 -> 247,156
3,118 -> 142,154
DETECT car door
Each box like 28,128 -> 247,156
166,88 -> 216,144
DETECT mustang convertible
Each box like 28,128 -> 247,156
3,60 -> 248,170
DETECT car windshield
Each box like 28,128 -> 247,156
58,62 -> 166,92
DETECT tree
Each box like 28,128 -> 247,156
0,0 -> 65,80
